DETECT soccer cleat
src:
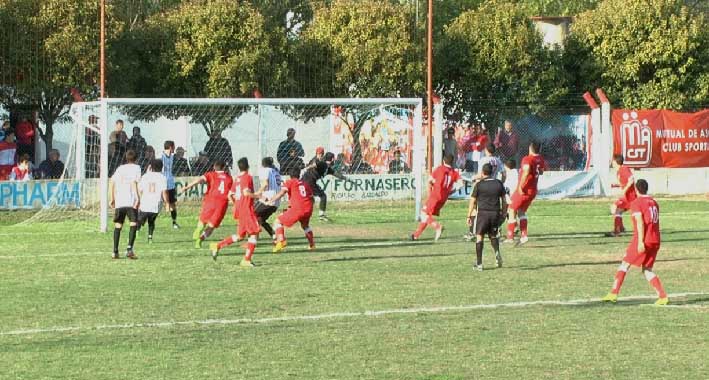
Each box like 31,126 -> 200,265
148,237 -> 153,244
604,231 -> 621,238
495,252 -> 503,268
126,250 -> 138,260
194,239 -> 202,249
273,241 -> 287,253
474,264 -> 483,272
319,215 -> 331,222
463,232 -> 474,242
519,236 -> 529,245
434,226 -> 444,242
308,244 -> 316,251
172,222 -> 180,230
503,238 -> 516,244
410,234 -> 418,241
209,243 -> 219,261
112,252 -> 119,260
601,293 -> 618,303
654,297 -> 669,306
239,259 -> 255,268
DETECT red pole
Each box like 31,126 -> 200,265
100,0 -> 106,98
426,0 -> 433,171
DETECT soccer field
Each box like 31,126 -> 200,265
2,198 -> 709,379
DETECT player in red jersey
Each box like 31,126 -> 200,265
602,179 -> 668,305
181,160 -> 233,248
607,154 -> 637,237
411,154 -> 461,241
506,141 -> 545,244
268,165 -> 316,253
210,158 -> 261,267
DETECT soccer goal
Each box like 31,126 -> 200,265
28,98 -> 425,232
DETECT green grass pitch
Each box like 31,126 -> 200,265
1,198 -> 709,379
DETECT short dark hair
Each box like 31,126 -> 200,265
164,140 -> 175,150
324,152 -> 335,162
613,154 -> 624,165
237,157 -> 249,172
262,156 -> 274,167
443,154 -> 454,165
125,149 -> 137,163
481,163 -> 493,176
447,127 -> 455,135
505,159 -> 516,169
530,141 -> 541,154
288,166 -> 301,178
18,153 -> 30,164
635,179 -> 649,195
213,159 -> 226,171
150,159 -> 163,172
486,143 -> 496,154
115,119 -> 124,126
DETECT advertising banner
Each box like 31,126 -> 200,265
613,109 -> 709,168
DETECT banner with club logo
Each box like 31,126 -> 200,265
613,109 -> 709,168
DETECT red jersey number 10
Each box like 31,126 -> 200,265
649,206 -> 659,224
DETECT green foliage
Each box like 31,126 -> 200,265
521,0 -> 600,16
437,0 -> 569,124
569,0 -> 709,109
303,0 -> 424,98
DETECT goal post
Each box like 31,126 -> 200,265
79,98 -> 426,232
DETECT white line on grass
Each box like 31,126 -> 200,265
1,292 -> 705,337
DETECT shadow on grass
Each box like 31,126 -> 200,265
516,257 -> 705,271
318,252 -> 463,263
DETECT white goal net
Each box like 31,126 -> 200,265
20,98 -> 425,232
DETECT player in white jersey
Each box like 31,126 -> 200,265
138,159 -> 169,244
254,157 -> 283,241
162,140 -> 179,229
476,143 -> 506,183
503,159 -> 518,204
109,150 -> 142,259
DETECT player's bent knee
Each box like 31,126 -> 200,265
618,262 -> 630,272
643,269 -> 656,281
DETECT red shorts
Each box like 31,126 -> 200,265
423,197 -> 447,217
199,200 -> 228,228
624,244 -> 660,268
278,207 -> 312,228
614,197 -> 631,211
510,192 -> 536,212
237,208 -> 261,237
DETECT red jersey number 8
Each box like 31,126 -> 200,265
298,185 -> 307,197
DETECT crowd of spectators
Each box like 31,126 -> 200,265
0,117 -> 66,181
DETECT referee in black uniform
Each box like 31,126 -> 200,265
467,163 -> 507,271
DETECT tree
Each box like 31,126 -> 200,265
0,0 -> 121,158
296,0 -> 424,167
437,0 -> 569,126
568,0 -> 709,109
115,0 -> 289,136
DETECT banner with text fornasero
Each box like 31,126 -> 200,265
613,109 -> 709,168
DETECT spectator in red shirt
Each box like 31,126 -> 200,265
10,154 -> 32,181
15,117 -> 35,162
494,120 -> 519,162
0,131 -> 17,180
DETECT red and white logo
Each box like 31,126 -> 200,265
620,111 -> 652,166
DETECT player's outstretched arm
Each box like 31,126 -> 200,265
180,176 -> 206,195
267,188 -> 288,205
131,180 -> 140,209
108,179 -> 115,208
242,188 -> 262,200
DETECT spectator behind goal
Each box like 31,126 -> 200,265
38,149 -> 65,179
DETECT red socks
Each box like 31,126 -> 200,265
413,216 -> 440,238
614,215 -> 624,234
275,224 -> 285,243
304,228 -> 315,247
611,270 -> 627,294
649,277 -> 667,298
244,236 -> 256,261
519,217 -> 528,237
217,235 -> 237,249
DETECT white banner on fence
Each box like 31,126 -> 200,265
448,171 -> 600,200
0,171 -> 598,209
